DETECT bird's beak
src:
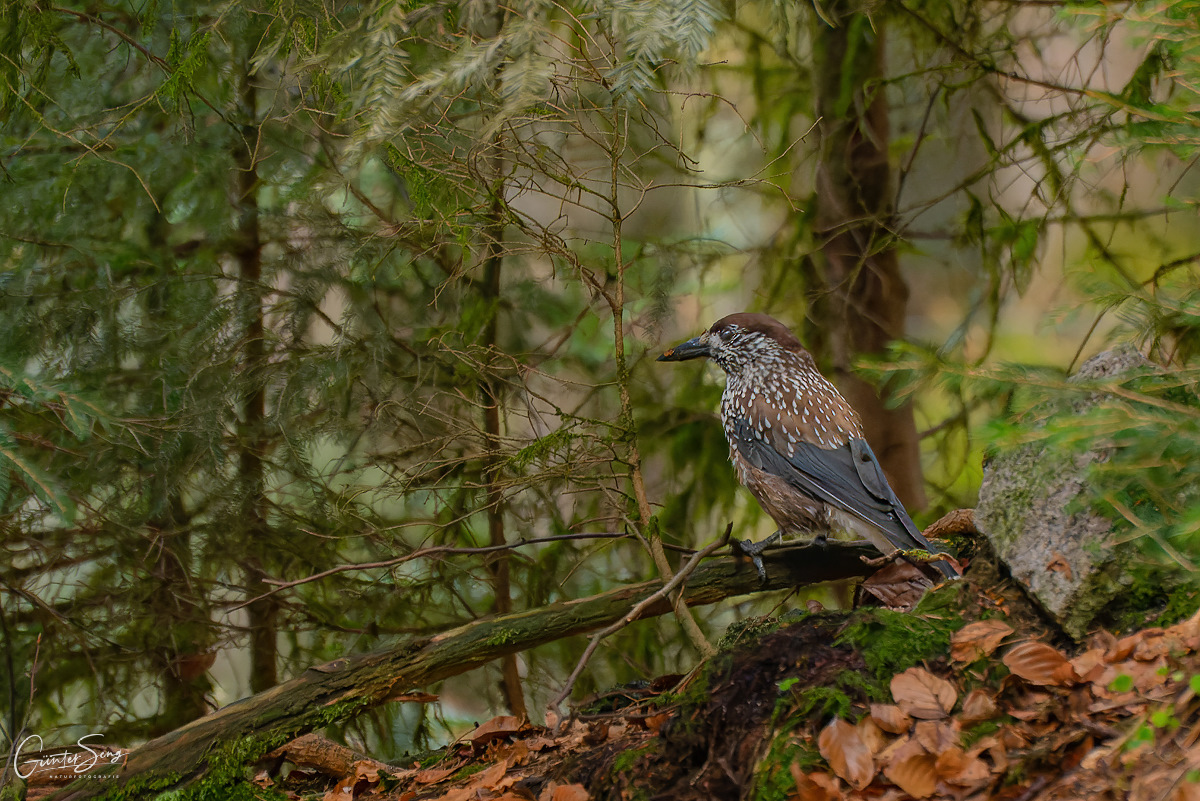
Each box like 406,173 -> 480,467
657,335 -> 712,362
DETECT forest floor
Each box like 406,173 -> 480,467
29,568 -> 1200,801
232,564 -> 1200,801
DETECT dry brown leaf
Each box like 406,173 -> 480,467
950,620 -> 1014,662
609,722 -> 631,740
415,766 -> 456,784
818,717 -> 876,790
323,775 -> 355,801
582,721 -> 610,746
352,760 -> 380,784
1172,776 -> 1200,801
1070,648 -> 1107,683
1133,629 -> 1168,661
933,746 -> 964,777
1003,641 -> 1077,686
959,689 -> 998,724
1135,656 -> 1171,694
1108,634 -> 1140,663
1089,628 -> 1118,654
433,789 -> 476,801
551,784 -> 590,801
869,704 -> 913,734
495,739 -> 530,766
1046,552 -> 1073,580
969,735 -> 1007,773
645,713 -> 670,733
861,560 -> 933,611
999,725 -> 1031,751
525,735 -> 559,752
913,720 -> 958,755
1167,610 -> 1200,652
469,760 -> 508,790
789,764 -> 845,801
882,739 -> 937,798
1093,657 -> 1171,700
857,716 -> 889,755
891,667 -> 957,719
467,716 -> 526,745
935,746 -> 991,785
876,733 -> 912,764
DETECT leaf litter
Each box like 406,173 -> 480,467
246,602 -> 1200,801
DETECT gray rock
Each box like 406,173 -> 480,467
975,346 -> 1152,639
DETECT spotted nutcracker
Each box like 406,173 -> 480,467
658,312 -> 958,581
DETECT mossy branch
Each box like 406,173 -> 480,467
49,541 -> 880,801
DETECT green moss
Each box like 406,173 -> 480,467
91,697 -> 376,800
749,726 -> 821,801
155,729 -> 295,801
415,748 -> 449,768
654,662 -> 713,710
961,718 -> 1007,747
834,583 -> 966,684
89,770 -> 182,801
789,685 -> 853,720
718,614 -> 789,650
603,742 -> 659,801
782,667 -> 882,722
450,763 -> 488,782
0,778 -> 25,801
610,742 -> 657,776
485,626 -> 521,646
1100,563 -> 1200,632
155,783 -> 288,801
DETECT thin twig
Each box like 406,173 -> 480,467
233,531 -> 637,609
547,524 -> 733,726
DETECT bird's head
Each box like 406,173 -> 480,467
657,312 -> 807,375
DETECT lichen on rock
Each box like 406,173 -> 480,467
975,346 -> 1154,639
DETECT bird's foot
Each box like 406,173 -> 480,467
735,531 -> 784,585
897,548 -> 940,565
899,548 -> 961,579
859,549 -> 900,568
859,548 -> 960,580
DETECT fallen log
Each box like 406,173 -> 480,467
51,541 -> 880,800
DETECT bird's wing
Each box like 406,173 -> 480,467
732,418 -> 958,578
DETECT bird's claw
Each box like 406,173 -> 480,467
899,548 -> 940,564
860,547 -> 960,581
734,531 -> 784,585
900,548 -> 961,577
859,550 -> 899,568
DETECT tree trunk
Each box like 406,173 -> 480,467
809,2 -> 926,510
478,3 -> 526,718
50,541 -> 881,801
147,500 -> 210,737
233,55 -> 277,693
480,186 -> 527,718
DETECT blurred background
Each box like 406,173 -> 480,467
2,0 -> 1198,758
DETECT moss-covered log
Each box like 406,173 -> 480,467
52,541 -> 880,801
